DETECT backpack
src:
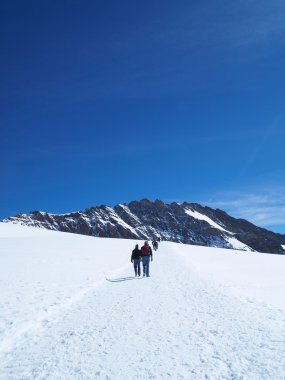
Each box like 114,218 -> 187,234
141,245 -> 150,256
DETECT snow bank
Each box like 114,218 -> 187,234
172,242 -> 285,310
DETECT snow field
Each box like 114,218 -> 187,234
0,223 -> 134,356
0,223 -> 284,379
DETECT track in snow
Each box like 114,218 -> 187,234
1,246 -> 284,380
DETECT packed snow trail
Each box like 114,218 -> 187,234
1,243 -> 284,379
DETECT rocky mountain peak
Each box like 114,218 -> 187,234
2,199 -> 285,255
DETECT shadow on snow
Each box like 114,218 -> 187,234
105,276 -> 143,282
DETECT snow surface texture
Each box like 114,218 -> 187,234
0,223 -> 284,379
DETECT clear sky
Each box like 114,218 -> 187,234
1,0 -> 285,232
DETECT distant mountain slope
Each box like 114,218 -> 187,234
2,199 -> 285,254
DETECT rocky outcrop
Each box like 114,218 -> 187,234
2,199 -> 285,254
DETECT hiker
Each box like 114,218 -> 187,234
152,240 -> 158,251
131,244 -> 142,277
141,241 -> 153,277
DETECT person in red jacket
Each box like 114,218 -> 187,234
141,241 -> 153,277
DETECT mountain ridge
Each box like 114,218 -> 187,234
2,198 -> 285,254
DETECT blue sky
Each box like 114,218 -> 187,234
1,0 -> 285,232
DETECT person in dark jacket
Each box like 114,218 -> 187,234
141,241 -> 153,277
131,244 -> 142,277
152,240 -> 158,251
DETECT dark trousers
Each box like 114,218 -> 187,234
133,259 -> 141,276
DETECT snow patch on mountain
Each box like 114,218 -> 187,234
224,236 -> 252,251
99,206 -> 140,237
184,207 -> 230,233
117,204 -> 142,224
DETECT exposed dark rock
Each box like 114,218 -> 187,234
2,199 -> 285,254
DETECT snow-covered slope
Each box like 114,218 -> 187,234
185,208 -> 229,232
3,199 -> 285,254
0,222 -> 284,379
